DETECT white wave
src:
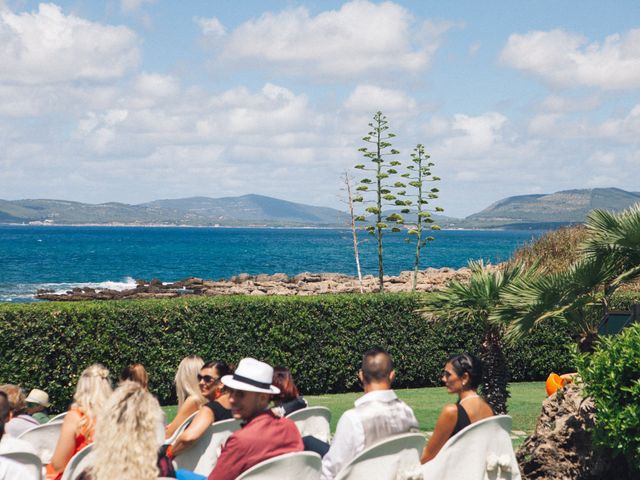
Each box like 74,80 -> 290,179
0,277 -> 140,301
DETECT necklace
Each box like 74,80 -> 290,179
459,394 -> 479,405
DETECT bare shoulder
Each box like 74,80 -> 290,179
441,403 -> 458,418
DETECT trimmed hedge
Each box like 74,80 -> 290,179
0,293 -> 585,412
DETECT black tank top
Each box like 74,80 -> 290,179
450,401 -> 471,437
205,400 -> 233,421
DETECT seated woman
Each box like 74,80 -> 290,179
271,366 -> 307,417
120,363 -> 149,390
47,364 -> 113,480
170,361 -> 233,457
165,355 -> 205,439
420,353 -> 494,464
0,384 -> 39,437
79,380 -> 164,480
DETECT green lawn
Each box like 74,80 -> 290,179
163,381 -> 545,438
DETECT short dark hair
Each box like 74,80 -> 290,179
0,391 -> 9,441
447,353 -> 483,389
361,347 -> 393,384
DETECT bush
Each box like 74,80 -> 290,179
577,322 -> 640,473
1,294 -> 574,412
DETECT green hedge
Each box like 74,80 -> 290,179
577,322 -> 640,475
0,293 -> 586,412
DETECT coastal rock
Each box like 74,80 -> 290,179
34,266 -> 486,301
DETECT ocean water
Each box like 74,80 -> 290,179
0,225 -> 542,303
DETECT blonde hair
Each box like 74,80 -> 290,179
72,364 -> 113,434
90,381 -> 162,480
174,355 -> 205,407
0,384 -> 26,415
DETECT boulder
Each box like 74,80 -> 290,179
516,383 -> 616,479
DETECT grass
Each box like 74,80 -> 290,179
162,381 -> 545,442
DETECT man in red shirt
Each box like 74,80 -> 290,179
208,357 -> 303,480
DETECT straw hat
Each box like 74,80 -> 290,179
221,358 -> 280,394
25,389 -> 50,407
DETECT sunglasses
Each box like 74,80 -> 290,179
197,374 -> 219,383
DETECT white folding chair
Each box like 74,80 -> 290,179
61,444 -> 94,480
48,412 -> 68,423
18,421 -> 63,464
164,410 -> 198,445
0,451 -> 43,480
286,406 -> 331,443
334,433 -> 426,480
172,418 -> 241,475
236,451 -> 321,480
421,415 -> 521,480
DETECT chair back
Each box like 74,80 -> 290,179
48,412 -> 68,423
0,451 -> 43,480
286,407 -> 331,443
164,410 -> 198,445
236,451 -> 321,480
17,421 -> 63,464
420,415 -> 521,480
335,433 -> 425,480
60,444 -> 94,480
172,418 -> 241,475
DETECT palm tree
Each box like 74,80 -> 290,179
493,205 -> 640,347
421,260 -> 537,414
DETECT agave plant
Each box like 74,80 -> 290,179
421,260 -> 537,414
493,204 -> 640,349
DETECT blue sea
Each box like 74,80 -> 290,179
0,225 -> 543,303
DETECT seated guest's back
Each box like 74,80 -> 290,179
80,380 -> 164,480
47,364 -> 113,480
321,347 -> 419,480
171,361 -> 233,457
420,353 -> 494,464
206,358 -> 303,480
0,391 -> 37,480
271,366 -> 307,417
0,384 -> 39,437
120,363 -> 149,390
165,355 -> 205,439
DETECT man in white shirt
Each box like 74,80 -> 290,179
320,348 -> 419,480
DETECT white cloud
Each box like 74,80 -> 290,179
0,3 -> 139,85
212,0 -> 452,79
134,73 -> 180,98
344,85 -> 417,114
597,104 -> 640,142
500,28 -> 640,89
539,94 -> 601,113
121,0 -> 156,13
195,16 -> 226,37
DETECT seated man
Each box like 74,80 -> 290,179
207,357 -> 303,480
320,347 -> 419,480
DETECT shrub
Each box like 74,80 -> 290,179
0,294 -> 579,412
577,322 -> 640,473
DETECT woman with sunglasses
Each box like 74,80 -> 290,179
420,353 -> 494,464
169,361 -> 233,457
165,355 -> 205,439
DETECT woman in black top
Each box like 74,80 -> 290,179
420,353 -> 494,464
171,361 -> 233,457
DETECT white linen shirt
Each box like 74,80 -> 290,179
320,389 -> 418,480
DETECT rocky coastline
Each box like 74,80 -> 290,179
35,267 -> 480,301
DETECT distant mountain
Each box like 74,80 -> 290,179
460,188 -> 640,228
0,195 -> 350,227
1,188 -> 638,229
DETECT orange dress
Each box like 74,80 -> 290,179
46,408 -> 94,480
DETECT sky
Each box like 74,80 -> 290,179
1,1 -> 639,218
